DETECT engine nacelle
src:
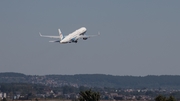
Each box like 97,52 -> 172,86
83,38 -> 88,40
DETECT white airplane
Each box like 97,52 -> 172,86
39,27 -> 100,44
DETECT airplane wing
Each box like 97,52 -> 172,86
49,40 -> 60,43
79,32 -> 100,39
39,32 -> 60,38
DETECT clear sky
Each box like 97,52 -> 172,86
0,0 -> 180,76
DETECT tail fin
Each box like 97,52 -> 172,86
58,29 -> 63,40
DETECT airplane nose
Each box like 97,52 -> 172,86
81,27 -> 86,31
83,27 -> 87,31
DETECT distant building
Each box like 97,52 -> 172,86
3,93 -> 6,98
0,93 -> 2,98
0,92 -> 6,99
0,92 -> 2,98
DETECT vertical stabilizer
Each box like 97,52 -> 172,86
58,29 -> 63,40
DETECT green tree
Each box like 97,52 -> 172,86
166,96 -> 176,101
79,89 -> 100,101
1,98 -> 7,101
155,95 -> 176,101
155,95 -> 166,101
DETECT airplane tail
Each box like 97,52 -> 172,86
58,29 -> 63,40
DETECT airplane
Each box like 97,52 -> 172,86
39,27 -> 100,44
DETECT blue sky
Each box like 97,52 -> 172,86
0,0 -> 180,76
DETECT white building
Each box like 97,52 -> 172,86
0,93 -> 6,98
0,93 -> 2,98
3,93 -> 6,98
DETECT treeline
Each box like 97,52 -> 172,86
47,74 -> 180,89
1,72 -> 180,89
0,83 -> 47,93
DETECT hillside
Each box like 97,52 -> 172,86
0,72 -> 180,89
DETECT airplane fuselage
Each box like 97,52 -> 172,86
60,27 -> 87,43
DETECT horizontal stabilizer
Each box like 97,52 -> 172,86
49,40 -> 60,43
98,32 -> 100,35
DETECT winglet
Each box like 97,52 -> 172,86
39,32 -> 42,36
